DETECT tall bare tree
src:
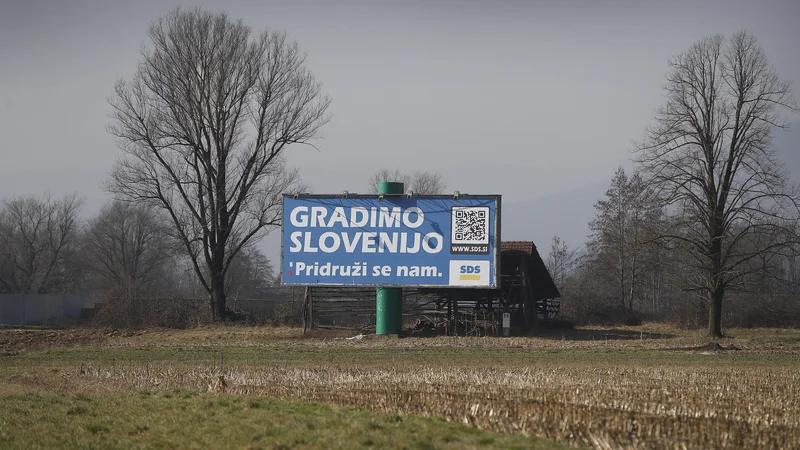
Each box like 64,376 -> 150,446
588,168 -> 663,312
0,193 -> 83,294
367,170 -> 446,194
83,200 -> 173,295
635,31 -> 798,336
106,8 -> 330,320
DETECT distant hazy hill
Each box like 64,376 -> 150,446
500,180 -> 607,256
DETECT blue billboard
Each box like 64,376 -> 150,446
281,194 -> 501,288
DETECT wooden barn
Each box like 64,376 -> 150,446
302,241 -> 561,336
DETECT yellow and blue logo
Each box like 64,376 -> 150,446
458,264 -> 482,281
449,260 -> 490,286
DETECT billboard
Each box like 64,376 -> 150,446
281,194 -> 501,288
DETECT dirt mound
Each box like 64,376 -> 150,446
0,328 -> 112,353
676,342 -> 742,352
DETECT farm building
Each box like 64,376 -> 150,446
302,241 -> 561,336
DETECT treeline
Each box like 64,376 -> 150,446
549,168 -> 800,329
0,167 -> 446,329
548,31 -> 799,334
0,194 -> 286,328
3,6 -> 797,337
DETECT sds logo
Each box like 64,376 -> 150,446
449,260 -> 490,286
459,264 -> 481,280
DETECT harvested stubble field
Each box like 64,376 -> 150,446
1,325 -> 799,449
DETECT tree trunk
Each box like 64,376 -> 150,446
211,270 -> 227,321
708,284 -> 724,337
628,252 -> 637,312
706,213 -> 725,337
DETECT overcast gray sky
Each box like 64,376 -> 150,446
1,0 -> 798,262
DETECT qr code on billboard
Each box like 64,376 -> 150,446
451,207 -> 490,244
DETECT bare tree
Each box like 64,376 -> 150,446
410,171 -> 447,196
368,169 -> 411,193
83,200 -> 173,295
367,170 -> 446,195
588,168 -> 663,312
0,193 -> 83,294
546,235 -> 579,296
225,244 -> 276,302
106,8 -> 330,320
635,31 -> 798,336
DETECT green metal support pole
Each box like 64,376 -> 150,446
376,181 -> 404,335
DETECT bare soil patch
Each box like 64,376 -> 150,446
0,328 -> 111,353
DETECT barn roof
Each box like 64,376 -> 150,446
501,241 -> 538,256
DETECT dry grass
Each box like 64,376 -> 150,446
2,325 -> 800,449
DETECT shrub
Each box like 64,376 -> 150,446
90,291 -> 209,329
